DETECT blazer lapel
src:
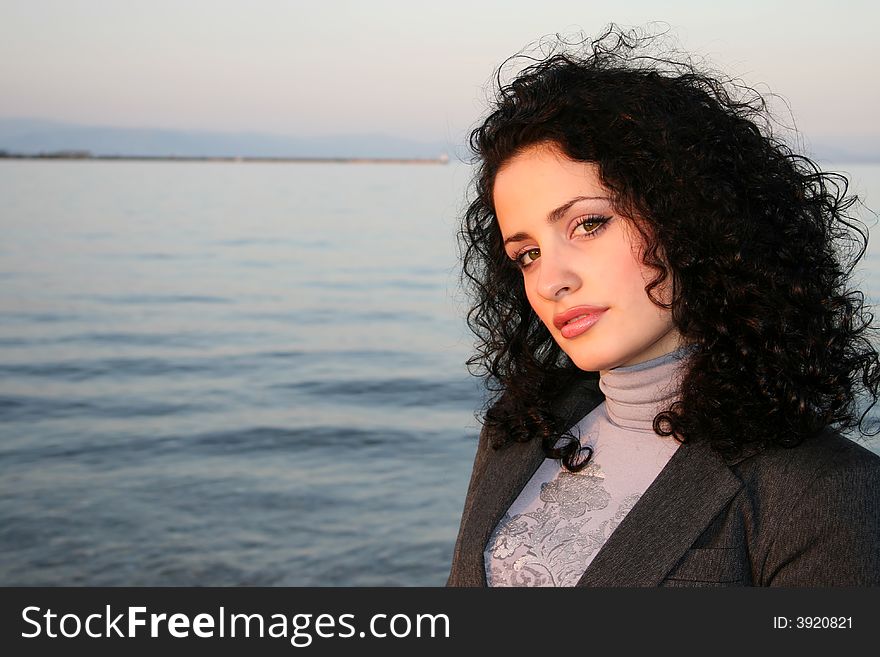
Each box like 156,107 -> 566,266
458,374 -> 604,586
459,428 -> 546,585
575,437 -> 744,586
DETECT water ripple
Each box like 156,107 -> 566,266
273,376 -> 481,407
0,394 -> 208,422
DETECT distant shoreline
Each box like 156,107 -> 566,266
0,151 -> 450,165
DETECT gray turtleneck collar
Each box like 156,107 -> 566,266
598,343 -> 696,432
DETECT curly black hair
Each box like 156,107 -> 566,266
457,24 -> 880,473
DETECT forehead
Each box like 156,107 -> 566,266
492,144 -> 605,218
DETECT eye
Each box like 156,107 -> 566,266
573,215 -> 611,236
513,248 -> 540,269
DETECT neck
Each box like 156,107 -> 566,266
598,343 -> 696,432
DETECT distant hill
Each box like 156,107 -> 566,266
0,118 -> 458,159
0,117 -> 876,163
806,136 -> 880,164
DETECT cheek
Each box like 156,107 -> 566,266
605,235 -> 661,303
523,281 -> 554,326
619,227 -> 673,306
600,249 -> 646,302
523,284 -> 540,315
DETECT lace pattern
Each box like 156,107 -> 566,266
485,460 -> 640,587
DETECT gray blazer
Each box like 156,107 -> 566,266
447,375 -> 880,586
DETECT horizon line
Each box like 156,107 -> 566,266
0,151 -> 451,165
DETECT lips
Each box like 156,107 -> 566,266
553,305 -> 608,330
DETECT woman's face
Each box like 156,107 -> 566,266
493,142 -> 684,374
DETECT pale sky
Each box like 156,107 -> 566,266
1,0 -> 877,144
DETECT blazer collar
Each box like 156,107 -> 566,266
463,374 -> 751,587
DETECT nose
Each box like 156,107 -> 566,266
535,246 -> 581,300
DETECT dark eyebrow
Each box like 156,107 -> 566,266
502,196 -> 611,247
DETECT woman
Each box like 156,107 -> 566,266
447,25 -> 880,587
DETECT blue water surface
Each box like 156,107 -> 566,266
1,158 -> 878,585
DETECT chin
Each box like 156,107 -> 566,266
563,348 -> 621,373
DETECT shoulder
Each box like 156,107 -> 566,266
731,428 -> 880,528
732,428 -> 880,585
732,427 -> 880,490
